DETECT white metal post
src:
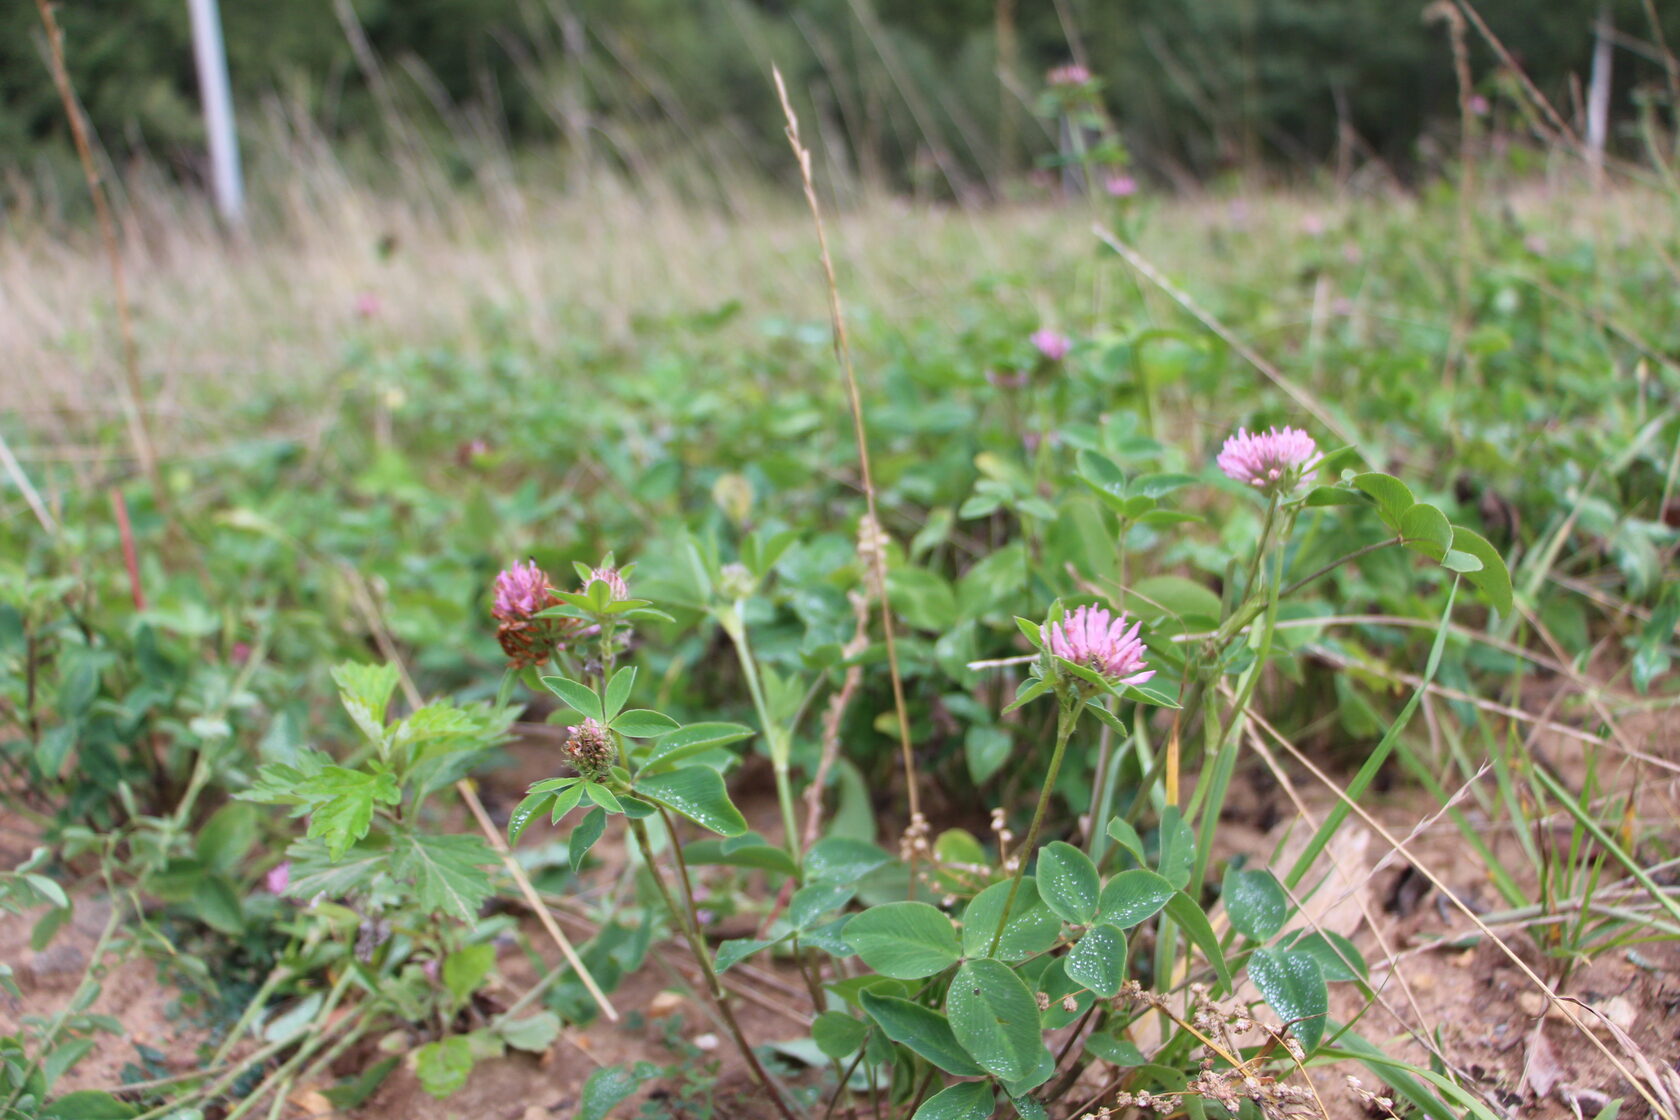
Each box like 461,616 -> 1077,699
187,0 -> 243,223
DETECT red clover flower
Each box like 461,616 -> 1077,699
1048,605 -> 1155,687
1217,426 -> 1321,496
1031,329 -> 1072,362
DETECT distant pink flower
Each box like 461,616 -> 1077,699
1468,94 -> 1490,116
493,560 -> 552,621
1104,174 -> 1138,198
354,292 -> 381,319
265,862 -> 291,895
1031,330 -> 1071,362
423,958 -> 441,982
1217,426 -> 1321,495
1299,214 -> 1325,237
230,641 -> 253,665
1048,605 -> 1154,686
1047,63 -> 1092,88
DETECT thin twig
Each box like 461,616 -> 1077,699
32,0 -> 161,500
1092,223 -> 1363,456
773,67 -> 922,842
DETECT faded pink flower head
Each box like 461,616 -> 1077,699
1217,426 -> 1321,495
354,292 -> 381,319
494,560 -> 552,621
587,565 -> 629,601
1104,174 -> 1138,198
1031,330 -> 1072,362
1468,94 -> 1490,116
265,862 -> 291,895
1299,214 -> 1325,237
1047,63 -> 1092,88
1048,605 -> 1154,686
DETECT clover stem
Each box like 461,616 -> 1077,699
627,816 -> 803,1120
987,694 -> 1085,957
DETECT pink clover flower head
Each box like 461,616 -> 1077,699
1047,63 -> 1092,88
265,862 -> 291,895
1104,174 -> 1138,198
1217,426 -> 1321,495
1299,213 -> 1325,237
1031,329 -> 1072,362
1468,94 -> 1490,116
587,565 -> 630,601
1048,605 -> 1155,687
354,291 -> 381,319
493,560 -> 552,621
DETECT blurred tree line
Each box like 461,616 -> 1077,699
3,0 -> 1677,196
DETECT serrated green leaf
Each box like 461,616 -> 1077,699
391,833 -> 497,923
331,662 -> 399,743
298,766 -> 401,860
844,901 -> 962,979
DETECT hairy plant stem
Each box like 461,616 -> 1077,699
987,694 -> 1085,957
719,608 -> 802,870
627,817 -> 803,1120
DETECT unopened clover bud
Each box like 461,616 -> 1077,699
564,717 -> 617,777
587,565 -> 630,602
718,562 -> 757,601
